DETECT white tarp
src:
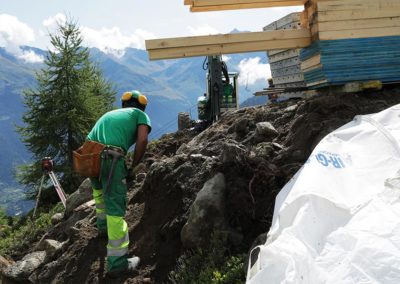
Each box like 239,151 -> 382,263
247,104 -> 400,284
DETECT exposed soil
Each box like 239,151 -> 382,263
3,87 -> 400,283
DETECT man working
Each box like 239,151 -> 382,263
87,90 -> 151,277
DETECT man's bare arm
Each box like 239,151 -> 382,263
132,125 -> 149,167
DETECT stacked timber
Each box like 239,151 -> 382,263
184,0 -> 306,12
264,12 -> 307,88
301,0 -> 400,88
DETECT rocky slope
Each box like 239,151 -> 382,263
2,87 -> 400,283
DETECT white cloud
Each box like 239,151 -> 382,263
19,50 -> 44,63
81,26 -> 155,56
187,24 -> 219,36
222,55 -> 231,62
42,13 -> 66,29
0,14 -> 35,48
0,14 -> 43,62
237,57 -> 270,86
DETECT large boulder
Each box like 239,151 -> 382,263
65,178 -> 92,217
3,251 -> 46,281
36,239 -> 63,261
253,122 -> 278,143
181,173 -> 227,248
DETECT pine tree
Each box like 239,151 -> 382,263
17,20 -> 115,198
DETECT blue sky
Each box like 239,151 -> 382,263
1,0 -> 302,50
0,0 -> 302,84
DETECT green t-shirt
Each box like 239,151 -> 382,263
87,108 -> 151,152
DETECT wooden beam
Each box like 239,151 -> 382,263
148,38 -> 311,60
192,0 -> 304,5
146,29 -> 311,60
190,1 -> 304,12
317,17 -> 400,32
147,29 -> 310,49
319,26 -> 400,40
301,54 -> 320,70
317,8 -> 400,22
317,0 -> 400,12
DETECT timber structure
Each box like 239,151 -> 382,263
146,0 -> 400,88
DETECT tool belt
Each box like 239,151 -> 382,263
101,146 -> 126,195
73,140 -> 106,177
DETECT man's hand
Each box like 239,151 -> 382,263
132,125 -> 149,167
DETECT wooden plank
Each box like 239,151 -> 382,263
306,79 -> 328,88
148,38 -> 311,60
317,8 -> 400,22
319,27 -> 400,40
317,17 -> 400,32
302,63 -> 322,73
146,29 -> 310,49
301,54 -> 320,70
190,1 -> 304,12
317,0 -> 400,12
184,0 -> 191,5
300,10 -> 308,28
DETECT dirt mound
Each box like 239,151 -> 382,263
3,88 -> 400,283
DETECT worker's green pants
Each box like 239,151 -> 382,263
90,158 -> 129,272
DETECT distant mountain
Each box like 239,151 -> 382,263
241,95 -> 268,107
0,45 -> 268,214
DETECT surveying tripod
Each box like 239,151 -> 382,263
33,157 -> 67,218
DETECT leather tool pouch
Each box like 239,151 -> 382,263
73,140 -> 106,177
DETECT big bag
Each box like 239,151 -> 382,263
73,140 -> 105,177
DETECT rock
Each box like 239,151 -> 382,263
36,239 -> 62,261
272,142 -> 284,151
136,173 -> 147,183
254,142 -> 275,159
234,118 -> 250,135
221,142 -> 247,164
50,213 -> 64,225
176,143 -> 189,155
254,122 -> 278,143
3,251 -> 46,281
181,173 -> 227,248
189,154 -> 208,163
65,178 -> 93,217
284,104 -> 298,113
0,255 -> 13,272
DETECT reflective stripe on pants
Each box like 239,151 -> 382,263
107,215 -> 129,257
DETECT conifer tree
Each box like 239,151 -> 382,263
17,20 -> 115,197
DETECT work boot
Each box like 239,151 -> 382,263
107,256 -> 140,278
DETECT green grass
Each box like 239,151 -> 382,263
169,233 -> 246,284
0,203 -> 64,256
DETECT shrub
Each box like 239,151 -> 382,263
169,233 -> 246,284
0,203 -> 64,256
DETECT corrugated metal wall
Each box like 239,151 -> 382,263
300,36 -> 400,88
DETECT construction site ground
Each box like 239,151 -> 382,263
2,87 -> 400,283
